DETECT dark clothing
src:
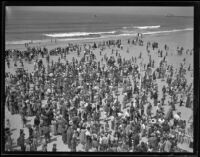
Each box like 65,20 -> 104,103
66,127 -> 73,148
17,134 -> 25,151
133,134 -> 140,147
71,137 -> 77,152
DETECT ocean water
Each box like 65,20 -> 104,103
5,9 -> 193,44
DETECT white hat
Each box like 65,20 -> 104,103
85,131 -> 91,136
173,114 -> 180,120
151,119 -> 156,124
118,113 -> 122,117
84,103 -> 88,108
69,121 -> 73,125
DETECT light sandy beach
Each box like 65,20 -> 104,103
5,30 -> 193,152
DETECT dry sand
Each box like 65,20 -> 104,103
5,31 -> 193,152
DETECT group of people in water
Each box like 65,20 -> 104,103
5,35 -> 193,152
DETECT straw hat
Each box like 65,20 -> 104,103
83,123 -> 87,128
69,121 -> 73,125
41,103 -> 46,108
151,119 -> 157,124
84,103 -> 88,108
150,133 -> 156,137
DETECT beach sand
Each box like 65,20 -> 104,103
5,31 -> 193,152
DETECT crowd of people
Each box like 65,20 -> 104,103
5,35 -> 193,152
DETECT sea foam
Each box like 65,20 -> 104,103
44,31 -> 116,38
134,25 -> 161,29
6,28 -> 193,45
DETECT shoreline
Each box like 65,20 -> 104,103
5,30 -> 193,51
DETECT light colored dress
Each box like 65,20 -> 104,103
80,129 -> 86,145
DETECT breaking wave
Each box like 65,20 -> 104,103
6,28 -> 193,45
134,25 -> 161,29
43,31 -> 117,38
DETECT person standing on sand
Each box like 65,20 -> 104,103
66,124 -> 73,149
179,95 -> 184,107
80,127 -> 87,149
7,59 -> 10,68
5,130 -> 12,152
21,106 -> 27,128
52,143 -> 57,152
71,130 -> 77,152
61,124 -> 67,144
14,60 -> 17,67
92,134 -> 99,151
25,140 -> 31,151
31,136 -> 38,151
42,142 -> 48,152
186,94 -> 191,108
5,119 -> 11,133
17,129 -> 25,151
163,137 -> 172,152
146,103 -> 152,118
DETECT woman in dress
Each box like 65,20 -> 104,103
80,127 -> 87,149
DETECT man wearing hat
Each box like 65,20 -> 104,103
148,132 -> 158,151
42,141 -> 48,152
17,129 -> 25,151
21,105 -> 27,128
146,103 -> 152,118
173,112 -> 181,127
186,94 -> 191,108
92,134 -> 99,151
117,141 -> 123,152
66,124 -> 73,149
102,134 -> 108,151
28,125 -> 34,143
5,128 -> 12,152
5,119 -> 11,133
80,126 -> 87,148
71,130 -> 78,152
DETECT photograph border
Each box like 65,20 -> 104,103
1,1 -> 200,157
